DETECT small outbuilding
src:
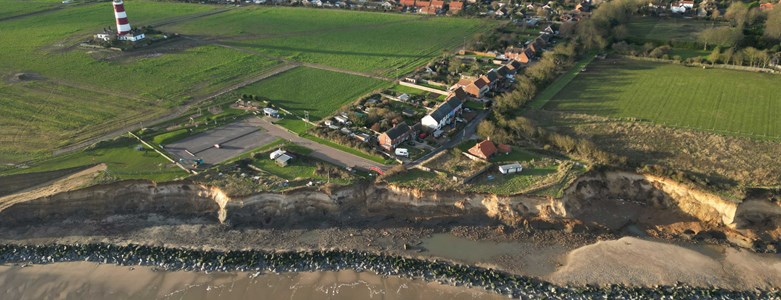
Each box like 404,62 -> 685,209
498,163 -> 523,174
270,149 -> 286,160
275,153 -> 293,167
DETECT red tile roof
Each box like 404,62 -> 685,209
400,0 -> 415,6
450,1 -> 463,9
469,139 -> 497,159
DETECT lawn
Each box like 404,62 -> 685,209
162,6 -> 492,76
545,58 -> 781,139
466,165 -> 559,195
0,137 -> 187,181
0,1 -> 280,163
234,67 -> 390,121
626,16 -> 728,44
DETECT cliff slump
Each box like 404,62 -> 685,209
1,171 -> 779,239
561,171 -> 781,231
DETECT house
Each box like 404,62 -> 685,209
498,162 -> 523,174
468,139 -> 497,160
505,47 -> 534,63
378,122 -> 413,150
480,69 -> 500,89
451,86 -> 470,100
505,60 -> 523,74
421,97 -> 463,130
448,1 -> 463,14
400,0 -> 415,6
117,32 -> 145,42
462,77 -> 489,98
275,153 -> 293,167
760,2 -> 775,11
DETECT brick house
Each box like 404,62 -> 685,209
378,122 -> 414,150
468,139 -> 497,160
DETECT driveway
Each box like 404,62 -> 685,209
255,117 -> 389,172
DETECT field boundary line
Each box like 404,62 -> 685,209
128,132 -> 191,173
528,54 -> 596,109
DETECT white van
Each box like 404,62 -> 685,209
395,148 -> 409,157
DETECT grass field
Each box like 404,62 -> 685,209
234,67 -> 390,121
0,1 -> 280,163
626,17 -> 727,44
162,6 -> 491,76
0,137 -> 186,181
0,0 -> 61,20
545,58 -> 781,139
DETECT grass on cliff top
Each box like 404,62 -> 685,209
0,0 -> 62,20
0,137 -> 187,182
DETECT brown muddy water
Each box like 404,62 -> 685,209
0,262 -> 504,300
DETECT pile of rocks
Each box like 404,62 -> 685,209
0,243 -> 776,299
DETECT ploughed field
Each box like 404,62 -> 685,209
545,58 -> 781,139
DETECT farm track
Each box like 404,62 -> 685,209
51,62 -> 299,157
189,36 -> 393,81
0,4 -> 77,23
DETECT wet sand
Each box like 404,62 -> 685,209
0,262 -> 503,300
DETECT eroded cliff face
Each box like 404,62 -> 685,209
1,171 -> 779,246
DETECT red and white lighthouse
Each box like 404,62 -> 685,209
112,0 -> 132,35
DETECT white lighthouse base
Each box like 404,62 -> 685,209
118,33 -> 145,42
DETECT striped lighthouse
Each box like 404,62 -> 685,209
113,0 -> 132,35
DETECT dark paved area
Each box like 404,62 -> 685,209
165,118 -> 275,167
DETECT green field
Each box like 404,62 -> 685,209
0,0 -> 61,20
545,58 -> 781,139
0,1 -> 280,163
235,67 -> 390,121
626,17 -> 727,44
162,6 -> 491,75
0,137 -> 186,181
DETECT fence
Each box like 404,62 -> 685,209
128,132 -> 192,173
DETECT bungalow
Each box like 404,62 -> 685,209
421,97 -> 463,130
498,162 -> 523,174
378,122 -> 413,150
468,139 -> 497,160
